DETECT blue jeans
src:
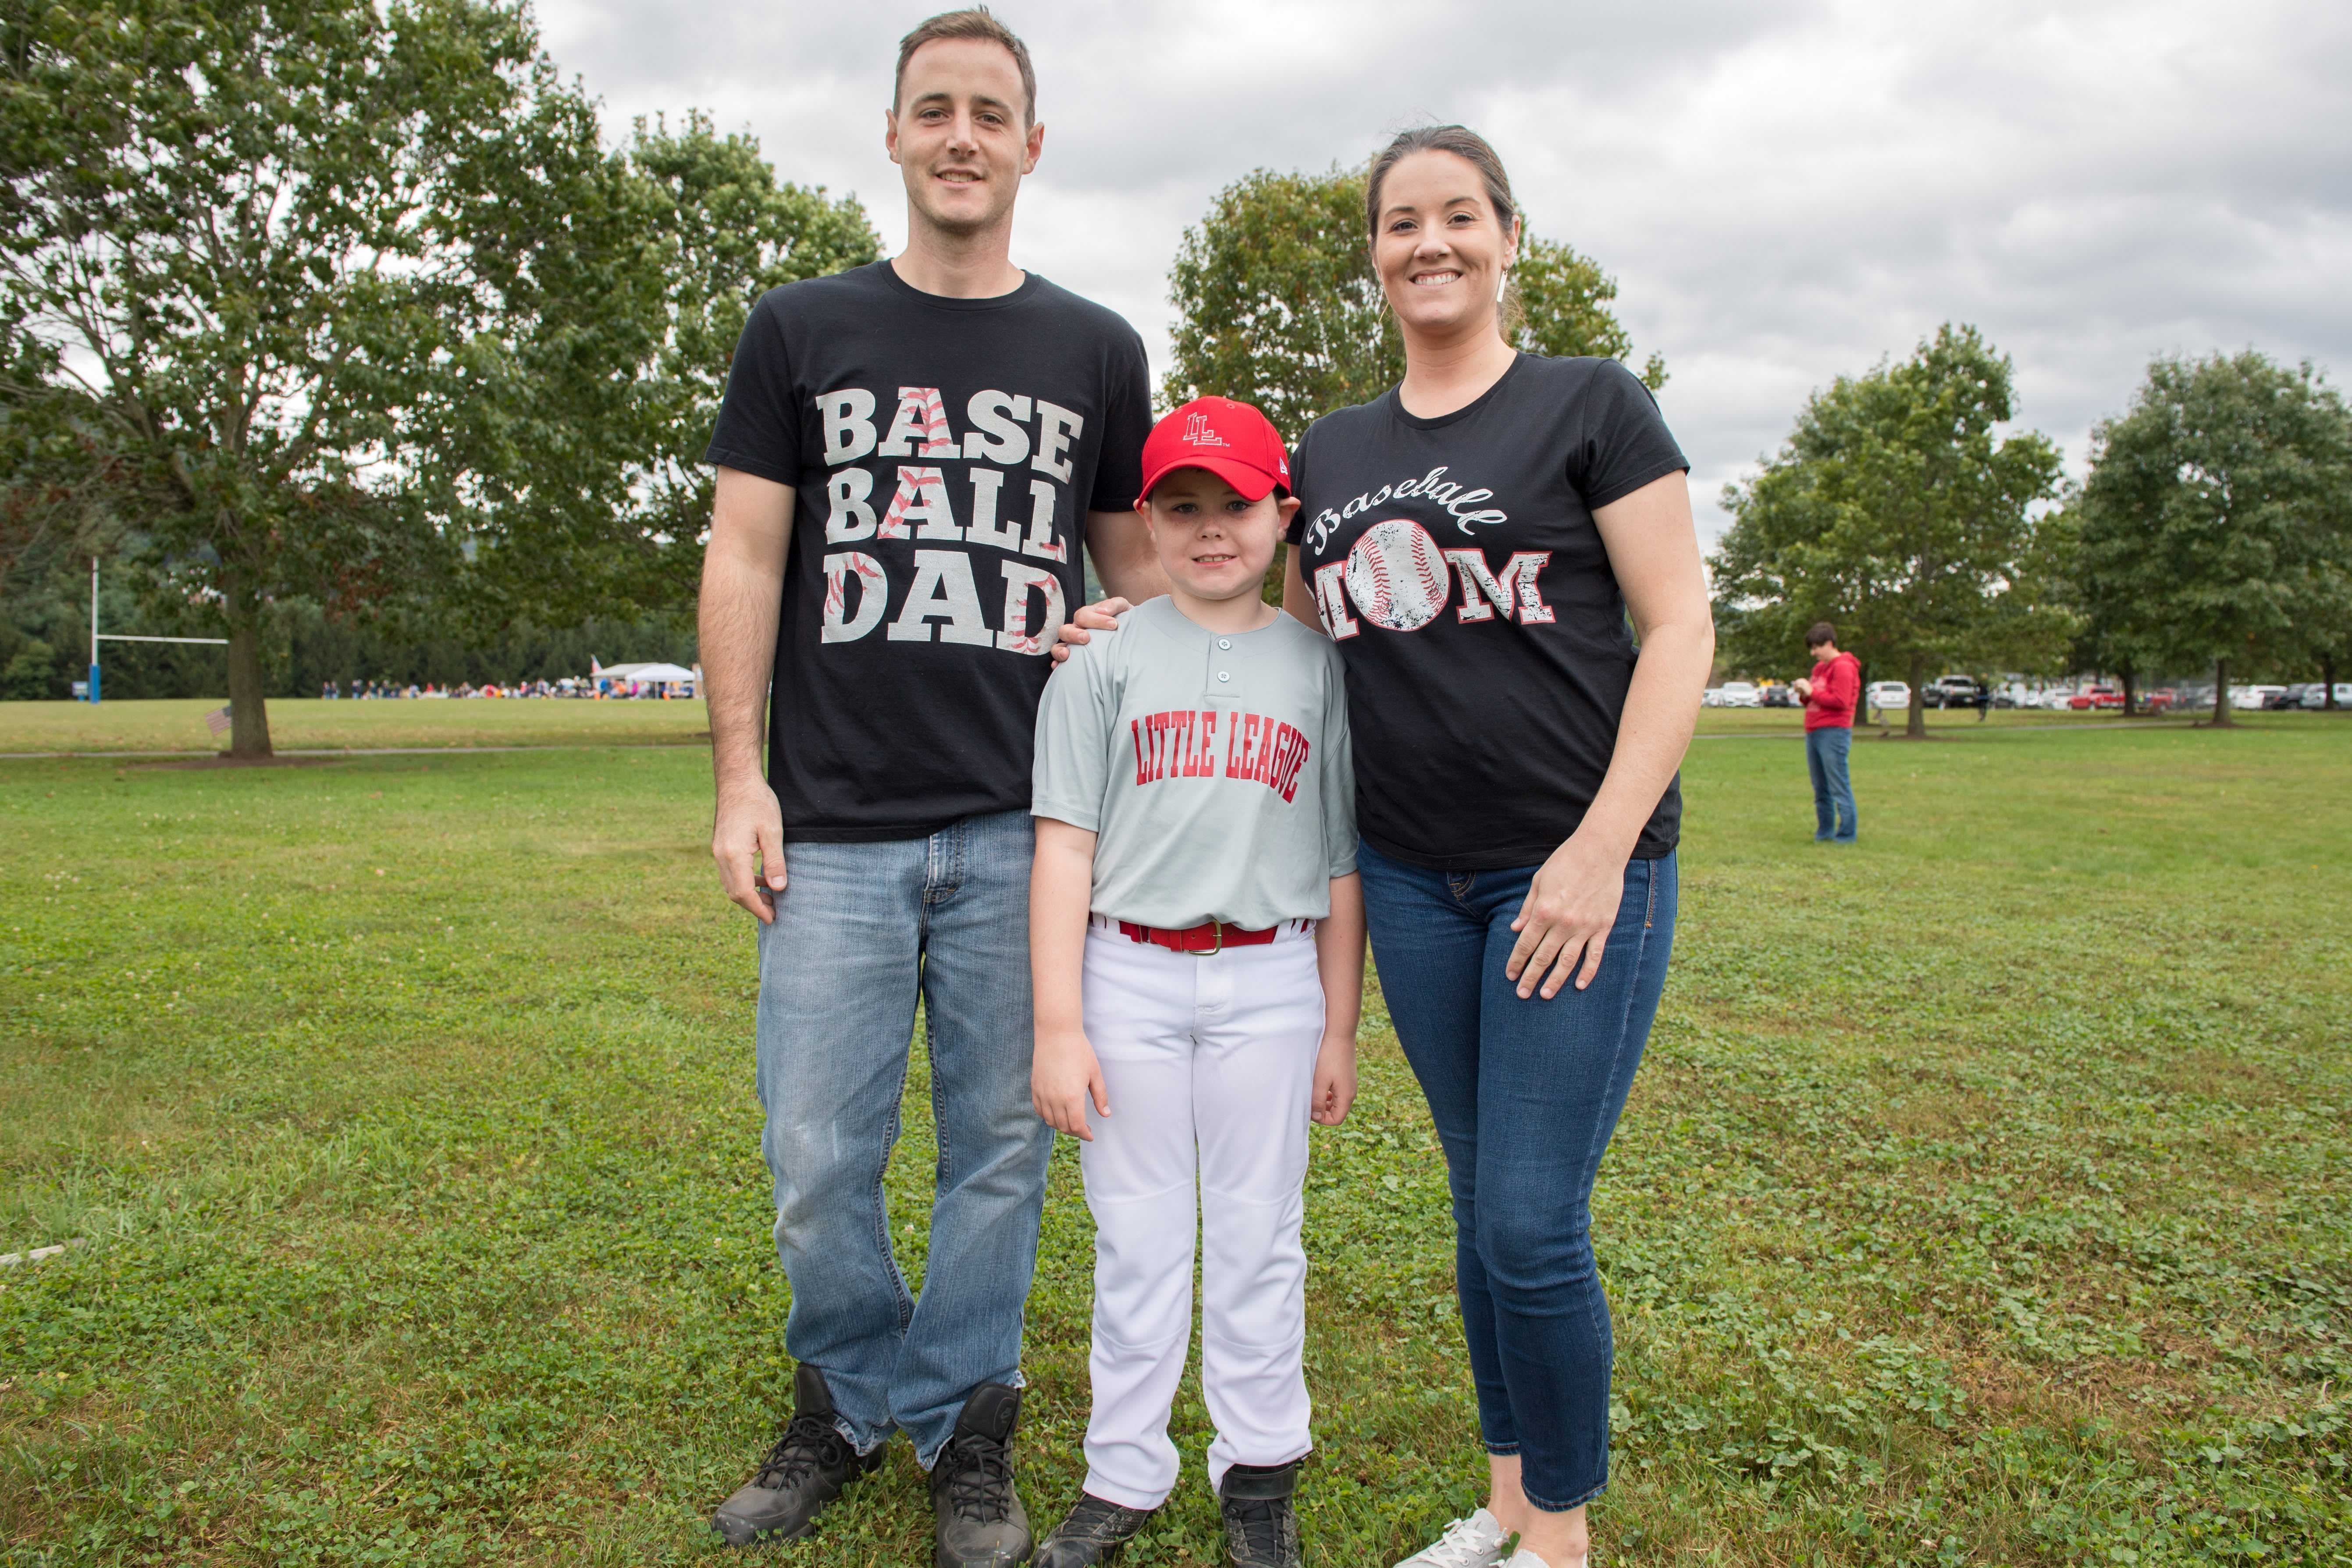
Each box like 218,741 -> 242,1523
1356,841 -> 1677,1513
1806,725 -> 1857,840
753,808 -> 1052,1467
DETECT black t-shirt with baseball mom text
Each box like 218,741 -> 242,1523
707,261 -> 1151,841
1285,354 -> 1690,869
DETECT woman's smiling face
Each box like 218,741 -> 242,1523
1371,149 -> 1520,342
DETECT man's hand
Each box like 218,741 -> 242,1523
1032,1027 -> 1109,1138
1050,596 -> 1132,664
714,772 -> 786,924
1310,1034 -> 1357,1125
1792,676 -> 1813,700
1505,832 -> 1629,999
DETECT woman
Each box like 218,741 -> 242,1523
1281,127 -> 1712,1568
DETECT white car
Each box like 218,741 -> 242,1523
1701,686 -> 1724,708
1719,680 -> 1761,708
2234,685 -> 2285,710
1865,681 -> 1911,716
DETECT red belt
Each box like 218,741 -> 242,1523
1117,918 -> 1279,955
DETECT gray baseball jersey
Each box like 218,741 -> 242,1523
1032,595 -> 1356,929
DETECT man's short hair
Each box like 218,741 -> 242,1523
1805,621 -> 1837,649
895,9 -> 1037,124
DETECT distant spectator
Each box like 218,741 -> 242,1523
1791,622 -> 1859,843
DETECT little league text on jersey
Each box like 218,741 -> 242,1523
1129,708 -> 1313,803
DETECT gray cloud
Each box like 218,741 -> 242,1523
535,0 -> 2352,541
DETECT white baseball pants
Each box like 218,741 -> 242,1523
1077,922 -> 1326,1509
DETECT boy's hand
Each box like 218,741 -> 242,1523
1032,1028 -> 1110,1139
1049,597 -> 1131,664
1310,1034 -> 1357,1125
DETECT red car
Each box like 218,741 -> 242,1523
2068,686 -> 2124,710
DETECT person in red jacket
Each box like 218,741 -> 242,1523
1790,622 -> 1859,842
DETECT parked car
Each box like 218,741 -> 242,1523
2068,685 -> 2124,710
1762,683 -> 1799,708
2232,684 -> 2285,709
1701,686 -> 1723,708
1865,681 -> 1911,716
1922,675 -> 1989,710
1719,680 -> 1761,708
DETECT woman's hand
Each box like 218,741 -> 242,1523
1505,832 -> 1629,999
1310,1033 -> 1357,1125
1032,1027 -> 1109,1139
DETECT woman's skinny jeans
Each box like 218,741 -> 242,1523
1356,840 -> 1677,1513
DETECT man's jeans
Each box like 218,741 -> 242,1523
1356,841 -> 1677,1513
1807,725 -> 1857,841
753,808 -> 1051,1468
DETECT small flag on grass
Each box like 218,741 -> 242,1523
204,704 -> 232,735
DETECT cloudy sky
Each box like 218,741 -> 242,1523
535,0 -> 2352,544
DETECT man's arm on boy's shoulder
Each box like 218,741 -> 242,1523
703,466 -> 793,924
1054,510 -> 1171,660
1030,818 -> 1108,1139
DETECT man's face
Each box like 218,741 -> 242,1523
886,38 -> 1041,239
1808,641 -> 1835,663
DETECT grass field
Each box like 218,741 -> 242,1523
3,697 -> 711,754
3,709 -> 2347,1565
3,695 -> 2303,757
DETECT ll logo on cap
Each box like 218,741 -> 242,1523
1182,412 -> 1228,447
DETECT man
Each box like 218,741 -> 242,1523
1790,622 -> 1859,843
696,11 -> 1164,1561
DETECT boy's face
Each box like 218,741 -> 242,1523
1809,640 -> 1835,661
1142,469 -> 1298,603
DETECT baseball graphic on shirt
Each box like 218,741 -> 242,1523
1344,519 -> 1451,632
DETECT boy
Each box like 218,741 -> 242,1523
1791,621 -> 1859,842
1027,397 -> 1364,1568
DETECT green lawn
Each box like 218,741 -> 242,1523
4,694 -> 2315,757
3,697 -> 710,754
2,715 -> 2346,1565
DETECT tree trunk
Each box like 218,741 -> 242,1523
2211,656 -> 2232,728
2121,662 -> 2137,718
224,576 -> 274,758
1906,650 -> 1927,738
2327,654 -> 2338,711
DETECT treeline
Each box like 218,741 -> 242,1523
0,0 -> 877,754
1708,330 -> 2351,732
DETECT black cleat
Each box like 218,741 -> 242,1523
930,1383 -> 1033,1567
711,1364 -> 883,1547
1218,1461 -> 1301,1568
1035,1490 -> 1158,1567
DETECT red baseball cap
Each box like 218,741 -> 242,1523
1136,396 -> 1292,505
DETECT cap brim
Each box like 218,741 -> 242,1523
1138,455 -> 1281,504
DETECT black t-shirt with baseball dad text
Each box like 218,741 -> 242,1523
1285,354 -> 1690,869
707,261 -> 1150,841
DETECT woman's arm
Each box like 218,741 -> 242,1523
1030,818 -> 1109,1138
1505,470 -> 1714,999
1311,873 -> 1364,1125
1281,544 -> 1326,634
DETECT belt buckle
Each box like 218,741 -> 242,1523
1189,921 -> 1223,956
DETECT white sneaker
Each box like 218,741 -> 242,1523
1395,1508 -> 1509,1568
1502,1550 -> 1587,1568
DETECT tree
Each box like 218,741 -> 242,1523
1711,324 -> 2067,737
2072,352 -> 2352,726
454,113 -> 879,626
0,0 -> 633,755
1162,165 -> 1662,447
